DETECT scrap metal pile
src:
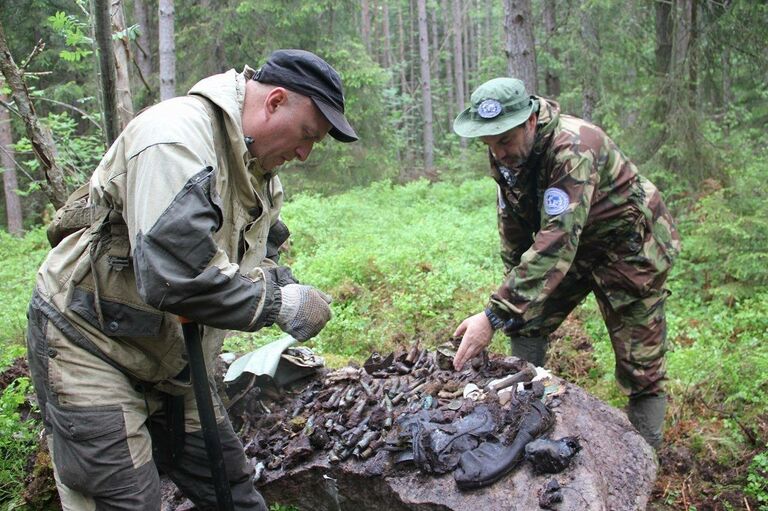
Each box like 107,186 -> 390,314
226,339 -> 580,491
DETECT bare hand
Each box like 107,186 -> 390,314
453,312 -> 494,371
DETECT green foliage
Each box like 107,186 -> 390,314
747,448 -> 768,510
229,178 -> 501,360
112,24 -> 141,42
14,112 -> 105,197
675,148 -> 768,300
284,179 -> 500,357
268,504 -> 299,511
47,10 -> 92,63
0,228 -> 50,349
0,378 -> 38,505
279,43 -> 397,194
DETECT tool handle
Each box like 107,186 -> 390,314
180,320 -> 235,511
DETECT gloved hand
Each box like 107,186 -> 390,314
276,284 -> 332,341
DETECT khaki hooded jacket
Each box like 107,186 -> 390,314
34,67 -> 285,393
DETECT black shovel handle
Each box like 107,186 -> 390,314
180,318 -> 235,511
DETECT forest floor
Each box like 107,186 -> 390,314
2,315 -> 761,510
548,317 -> 762,511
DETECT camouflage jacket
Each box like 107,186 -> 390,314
487,98 -> 680,328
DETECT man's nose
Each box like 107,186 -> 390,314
296,142 -> 314,162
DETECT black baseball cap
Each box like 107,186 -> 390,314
253,49 -> 358,143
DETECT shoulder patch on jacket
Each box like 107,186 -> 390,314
543,188 -> 569,216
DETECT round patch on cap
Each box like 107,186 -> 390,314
543,188 -> 570,216
477,99 -> 502,119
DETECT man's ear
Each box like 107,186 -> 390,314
265,87 -> 288,116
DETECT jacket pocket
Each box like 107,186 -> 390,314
69,287 -> 163,337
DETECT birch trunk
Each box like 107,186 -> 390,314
158,0 -> 176,101
111,0 -> 133,130
417,0 -> 434,171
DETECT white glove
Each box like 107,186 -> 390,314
276,284 -> 332,341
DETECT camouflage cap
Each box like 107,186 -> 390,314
453,77 -> 538,138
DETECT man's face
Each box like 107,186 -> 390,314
250,89 -> 332,171
480,115 -> 536,169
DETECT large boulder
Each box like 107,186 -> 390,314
161,345 -> 656,511
256,378 -> 656,511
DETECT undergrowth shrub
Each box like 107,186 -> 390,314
286,178 -> 501,357
0,228 -> 50,370
747,448 -> 768,511
225,178 -> 501,360
0,378 -> 37,507
676,145 -> 768,301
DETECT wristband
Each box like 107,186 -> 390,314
485,307 -> 524,334
484,307 -> 505,330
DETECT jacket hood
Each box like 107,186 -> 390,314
188,67 -> 250,131
188,66 -> 266,174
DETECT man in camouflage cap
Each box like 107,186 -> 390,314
451,77 -> 680,449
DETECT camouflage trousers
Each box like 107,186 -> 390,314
26,292 -> 267,511
516,251 -> 673,399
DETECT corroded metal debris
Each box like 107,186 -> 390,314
226,339 -> 567,489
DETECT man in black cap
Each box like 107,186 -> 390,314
27,49 -> 355,510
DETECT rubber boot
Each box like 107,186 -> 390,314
454,400 -> 553,489
627,394 -> 667,450
510,336 -> 549,367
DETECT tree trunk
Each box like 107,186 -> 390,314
361,0 -> 372,54
672,0 -> 692,86
654,0 -> 673,78
94,0 -> 120,145
442,0 -> 455,125
721,46 -> 731,111
543,0 -> 561,98
462,3 -> 470,98
372,0 -> 380,63
0,91 -> 23,235
0,25 -> 67,209
579,0 -> 599,121
452,0 -> 466,147
409,0 -> 416,91
382,2 -> 392,71
132,0 -> 153,90
430,6 -> 439,77
688,0 -> 698,108
158,0 -> 176,101
503,0 -> 537,94
201,0 -> 225,75
484,1 -> 492,69
417,0 -> 434,172
397,3 -> 408,94
111,0 -> 134,131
